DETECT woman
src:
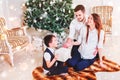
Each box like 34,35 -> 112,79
66,13 -> 105,71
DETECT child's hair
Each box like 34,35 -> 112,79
43,34 -> 55,47
74,5 -> 85,13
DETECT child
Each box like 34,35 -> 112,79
42,34 -> 68,76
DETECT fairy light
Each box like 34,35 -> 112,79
16,46 -> 21,51
4,25 -> 8,30
9,17 -> 17,21
31,59 -> 35,64
0,56 -> 5,61
1,34 -> 7,40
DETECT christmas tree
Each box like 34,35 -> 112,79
24,0 -> 74,35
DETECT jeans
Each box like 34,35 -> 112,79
66,50 -> 96,71
47,61 -> 68,76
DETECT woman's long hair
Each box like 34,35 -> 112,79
86,13 -> 104,43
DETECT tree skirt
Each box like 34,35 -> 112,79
32,56 -> 120,80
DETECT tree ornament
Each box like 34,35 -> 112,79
39,3 -> 41,7
56,17 -> 59,21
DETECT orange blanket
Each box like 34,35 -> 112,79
32,57 -> 120,80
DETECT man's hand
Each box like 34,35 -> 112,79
63,43 -> 71,48
63,38 -> 72,48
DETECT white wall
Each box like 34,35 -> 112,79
0,0 -> 26,29
0,0 -> 4,17
72,0 -> 120,36
0,0 -> 120,36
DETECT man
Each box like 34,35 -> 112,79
64,5 -> 86,57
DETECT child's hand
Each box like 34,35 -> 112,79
54,54 -> 59,60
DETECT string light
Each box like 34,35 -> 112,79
31,59 -> 35,64
0,56 -> 4,61
16,46 -> 21,51
9,17 -> 17,21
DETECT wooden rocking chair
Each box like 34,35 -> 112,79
0,17 -> 30,66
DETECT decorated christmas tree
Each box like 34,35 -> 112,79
24,0 -> 74,35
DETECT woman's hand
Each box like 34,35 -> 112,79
100,61 -> 103,66
93,48 -> 98,55
100,61 -> 106,68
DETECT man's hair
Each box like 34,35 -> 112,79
74,5 -> 85,13
43,34 -> 55,47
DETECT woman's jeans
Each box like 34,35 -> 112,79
66,50 -> 96,71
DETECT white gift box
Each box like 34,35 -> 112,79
55,47 -> 71,62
